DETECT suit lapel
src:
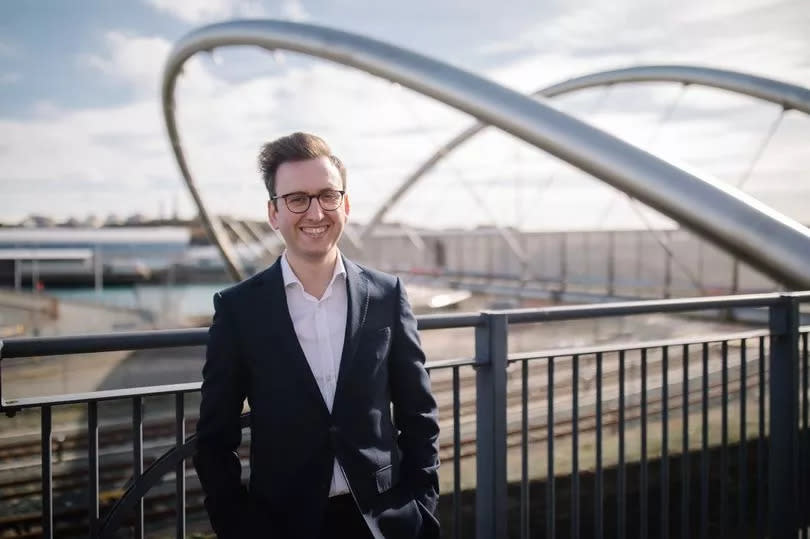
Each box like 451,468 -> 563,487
334,256 -> 369,410
260,260 -> 330,419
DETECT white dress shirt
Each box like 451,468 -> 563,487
280,252 -> 351,497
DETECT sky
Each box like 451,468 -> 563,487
0,0 -> 808,231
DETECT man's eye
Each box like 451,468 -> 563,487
288,195 -> 309,205
321,191 -> 340,202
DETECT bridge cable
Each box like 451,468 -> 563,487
735,106 -> 785,189
512,145 -> 525,230
386,87 -> 459,249
726,106 -> 786,293
398,101 -> 457,233
394,85 -> 529,263
595,83 -> 688,227
584,83 -> 707,294
527,84 -> 615,207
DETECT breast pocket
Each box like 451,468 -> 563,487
356,326 -> 392,382
365,326 -> 392,359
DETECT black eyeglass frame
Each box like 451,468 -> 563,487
270,189 -> 346,214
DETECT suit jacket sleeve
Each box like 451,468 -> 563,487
193,292 -> 251,537
390,277 -> 441,513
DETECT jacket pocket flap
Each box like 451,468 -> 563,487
375,464 -> 394,493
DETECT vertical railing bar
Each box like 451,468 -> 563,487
682,344 -> 689,539
618,349 -> 626,539
661,345 -> 669,539
175,392 -> 186,539
701,342 -> 709,539
133,396 -> 144,539
802,332 -> 809,539
41,405 -> 53,539
572,354 -> 580,539
757,336 -> 766,539
641,348 -> 648,539
739,339 -> 748,536
596,352 -> 603,539
547,356 -> 556,539
88,401 -> 99,538
793,321 -> 801,539
453,366 -> 461,539
721,340 -> 729,538
521,360 -> 530,539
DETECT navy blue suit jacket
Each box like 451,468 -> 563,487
193,256 -> 440,538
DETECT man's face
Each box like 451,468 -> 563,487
268,156 -> 350,264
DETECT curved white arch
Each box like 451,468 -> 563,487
162,20 -> 810,287
362,65 -> 810,242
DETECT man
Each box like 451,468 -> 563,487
193,132 -> 440,539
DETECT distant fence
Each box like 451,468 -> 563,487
346,228 -> 786,299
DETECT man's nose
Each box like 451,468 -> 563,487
305,196 -> 325,219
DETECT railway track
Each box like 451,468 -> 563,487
0,341 -> 740,461
0,352 -> 762,537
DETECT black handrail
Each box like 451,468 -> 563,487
0,291 -> 807,539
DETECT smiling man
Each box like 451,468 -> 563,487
193,132 -> 440,539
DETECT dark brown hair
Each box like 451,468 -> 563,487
258,132 -> 347,199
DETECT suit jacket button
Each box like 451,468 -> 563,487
328,426 -> 339,449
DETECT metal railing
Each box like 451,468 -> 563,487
0,291 -> 808,538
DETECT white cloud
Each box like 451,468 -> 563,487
79,31 -> 221,96
144,0 -> 267,23
0,41 -> 15,57
3,46 -> 808,229
2,0 -> 809,230
673,0 -> 787,24
80,32 -> 170,94
482,0 -> 810,93
280,0 -> 310,21
0,72 -> 20,85
0,57 -> 467,224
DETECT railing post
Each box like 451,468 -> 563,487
768,293 -> 799,539
475,312 -> 508,539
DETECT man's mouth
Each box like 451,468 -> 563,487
300,225 -> 328,238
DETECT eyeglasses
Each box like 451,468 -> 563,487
271,189 -> 346,214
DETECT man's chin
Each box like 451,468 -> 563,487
291,244 -> 337,262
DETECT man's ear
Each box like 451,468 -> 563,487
267,199 -> 279,229
343,193 -> 350,217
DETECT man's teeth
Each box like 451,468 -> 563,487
302,226 -> 327,235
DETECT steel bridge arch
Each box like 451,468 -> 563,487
361,64 -> 810,243
162,20 -> 810,288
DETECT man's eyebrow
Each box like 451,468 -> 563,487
286,188 -> 340,195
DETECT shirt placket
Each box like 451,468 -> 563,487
315,299 -> 336,411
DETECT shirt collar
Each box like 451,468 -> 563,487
281,251 -> 346,290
